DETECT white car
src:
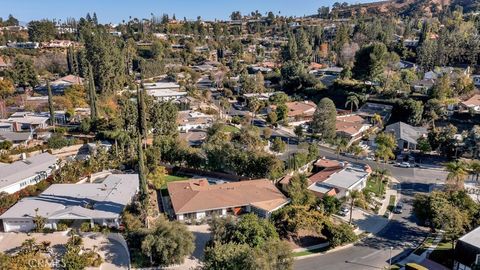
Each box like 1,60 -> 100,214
339,207 -> 350,217
397,162 -> 412,168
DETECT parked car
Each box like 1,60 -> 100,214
396,162 -> 412,168
339,207 -> 350,217
394,203 -> 403,214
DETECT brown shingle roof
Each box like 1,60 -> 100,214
462,94 -> 480,107
285,101 -> 317,117
336,114 -> 369,136
167,179 -> 289,214
314,158 -> 340,169
308,168 -> 342,184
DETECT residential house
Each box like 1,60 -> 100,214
167,179 -> 290,221
453,226 -> 480,270
0,153 -> 58,194
51,75 -> 83,88
461,94 -> 480,113
144,81 -> 187,101
307,160 -> 372,199
177,111 -> 214,132
385,122 -> 427,150
279,158 -> 371,199
196,76 -> 214,90
6,42 -> 39,49
41,40 -> 78,49
412,79 -> 435,94
269,101 -> 317,124
1,112 -> 49,132
357,102 -> 393,124
336,114 -> 371,144
36,75 -> 84,94
0,130 -> 33,147
317,66 -> 343,76
0,174 -> 139,232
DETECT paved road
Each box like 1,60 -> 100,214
294,146 -> 443,270
295,191 -> 429,270
315,145 -> 447,184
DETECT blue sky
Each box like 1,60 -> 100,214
0,0 -> 374,24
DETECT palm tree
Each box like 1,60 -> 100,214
345,94 -> 359,112
349,144 -> 365,160
374,168 -> 390,194
372,113 -> 383,128
445,161 -> 469,191
336,138 -> 349,158
248,97 -> 262,125
348,190 -> 364,225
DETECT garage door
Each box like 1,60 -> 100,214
5,220 -> 34,232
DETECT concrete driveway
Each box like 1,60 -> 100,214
165,224 -> 211,270
0,231 -> 129,270
336,208 -> 389,234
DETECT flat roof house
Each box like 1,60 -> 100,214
0,174 -> 139,232
144,81 -> 187,101
1,112 -> 49,132
167,179 -> 290,221
0,153 -> 58,194
308,163 -> 371,199
454,226 -> 480,270
177,111 -> 214,132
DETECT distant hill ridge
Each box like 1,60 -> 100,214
332,0 -> 478,17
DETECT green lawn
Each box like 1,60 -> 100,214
413,235 -> 436,255
160,174 -> 189,196
293,246 -> 330,257
363,177 -> 386,197
387,195 -> 396,212
428,239 -> 454,268
221,125 -> 240,133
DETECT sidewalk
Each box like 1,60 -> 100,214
397,232 -> 444,269
378,178 -> 399,217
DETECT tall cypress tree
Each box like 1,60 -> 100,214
137,84 -> 147,142
67,46 -> 74,74
137,132 -> 149,210
87,63 -> 98,121
47,81 -> 55,128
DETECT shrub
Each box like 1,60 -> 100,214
80,222 -> 91,232
322,222 -> 358,247
42,228 -> 55,233
57,223 -> 69,231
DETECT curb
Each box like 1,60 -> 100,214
294,242 -> 355,260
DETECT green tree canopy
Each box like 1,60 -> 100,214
312,98 -> 337,140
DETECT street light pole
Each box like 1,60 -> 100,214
389,246 -> 393,269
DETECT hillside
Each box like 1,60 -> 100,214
335,0 -> 478,18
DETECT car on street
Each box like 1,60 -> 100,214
396,162 -> 412,168
339,207 -> 350,217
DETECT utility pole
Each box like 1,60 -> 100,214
388,246 -> 393,269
